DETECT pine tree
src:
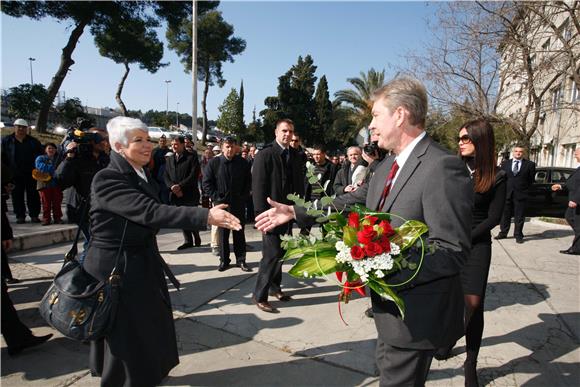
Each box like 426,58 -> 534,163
216,88 -> 244,136
313,75 -> 334,143
238,80 -> 245,133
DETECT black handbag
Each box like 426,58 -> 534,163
39,217 -> 128,342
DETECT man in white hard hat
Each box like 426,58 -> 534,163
1,119 -> 43,223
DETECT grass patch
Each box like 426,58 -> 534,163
538,217 -> 567,225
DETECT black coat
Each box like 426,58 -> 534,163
565,167 -> 580,204
164,151 -> 201,206
84,151 -> 209,386
252,142 -> 305,234
500,158 -> 536,200
202,154 -> 251,218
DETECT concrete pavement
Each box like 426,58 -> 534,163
1,219 -> 579,386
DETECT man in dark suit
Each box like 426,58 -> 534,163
552,148 -> 580,255
334,146 -> 363,196
252,118 -> 306,313
255,77 -> 473,385
203,137 -> 252,271
496,145 -> 536,243
164,136 -> 202,250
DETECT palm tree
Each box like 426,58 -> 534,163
334,68 -> 385,143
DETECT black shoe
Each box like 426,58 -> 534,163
494,233 -> 507,240
16,218 -> 25,224
434,343 -> 455,360
218,262 -> 230,272
560,248 -> 580,255
364,307 -> 374,318
177,242 -> 193,251
269,291 -> 292,302
7,333 -> 53,356
5,278 -> 21,284
237,262 -> 252,272
30,217 -> 41,223
516,238 -> 524,244
194,236 -> 202,247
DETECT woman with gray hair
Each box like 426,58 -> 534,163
84,116 -> 241,386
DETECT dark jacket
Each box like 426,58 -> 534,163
84,151 -> 209,386
565,167 -> 580,204
1,133 -> 43,178
164,151 -> 201,206
252,142 -> 306,234
500,158 -> 536,200
202,154 -> 251,218
308,161 -> 335,201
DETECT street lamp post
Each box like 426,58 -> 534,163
165,80 -> 171,117
28,57 -> 36,85
176,102 -> 180,127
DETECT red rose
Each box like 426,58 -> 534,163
350,245 -> 365,260
364,215 -> 379,225
378,235 -> 391,253
357,225 -> 376,245
379,220 -> 395,237
364,241 -> 383,257
348,212 -> 360,228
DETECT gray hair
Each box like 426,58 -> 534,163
371,76 -> 428,128
106,116 -> 148,153
346,146 -> 361,155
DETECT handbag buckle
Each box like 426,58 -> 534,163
109,274 -> 121,285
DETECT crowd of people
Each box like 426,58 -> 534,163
1,76 -> 578,387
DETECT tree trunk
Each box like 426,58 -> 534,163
36,20 -> 88,133
201,68 -> 211,146
115,62 -> 130,116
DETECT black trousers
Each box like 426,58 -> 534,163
375,336 -> 434,387
182,229 -> 201,245
253,232 -> 285,302
499,196 -> 527,238
565,206 -> 580,253
219,225 -> 246,264
1,280 -> 33,349
1,247 -> 14,280
11,175 -> 40,219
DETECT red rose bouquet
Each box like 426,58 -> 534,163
281,163 -> 428,320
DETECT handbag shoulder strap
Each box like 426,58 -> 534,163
110,220 -> 128,279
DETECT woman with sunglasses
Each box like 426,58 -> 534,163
438,119 -> 507,387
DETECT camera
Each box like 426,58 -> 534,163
363,142 -> 379,156
64,118 -> 101,157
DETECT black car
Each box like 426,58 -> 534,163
527,167 -> 576,218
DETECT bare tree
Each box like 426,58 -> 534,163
406,1 -> 579,147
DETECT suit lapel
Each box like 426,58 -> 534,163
368,158 -> 391,210
382,136 -> 429,212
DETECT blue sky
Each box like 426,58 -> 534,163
1,1 -> 437,124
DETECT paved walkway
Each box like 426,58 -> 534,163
1,219 -> 579,386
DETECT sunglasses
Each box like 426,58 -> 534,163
458,135 -> 472,144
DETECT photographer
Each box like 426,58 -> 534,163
55,124 -> 110,260
361,139 -> 387,184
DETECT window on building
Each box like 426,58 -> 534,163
552,85 -> 563,110
571,80 -> 579,103
563,143 -> 577,167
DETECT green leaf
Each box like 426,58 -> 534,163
306,209 -> 324,217
287,193 -> 299,202
282,242 -> 336,260
391,220 -> 428,251
287,250 -> 342,278
315,216 -> 328,223
342,226 -> 358,246
329,212 -> 347,227
320,196 -> 334,207
312,188 -> 325,194
308,175 -> 319,184
367,279 -> 406,319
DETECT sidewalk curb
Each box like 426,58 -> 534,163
12,226 -> 77,251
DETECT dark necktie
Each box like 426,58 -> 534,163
512,160 -> 520,175
377,160 -> 400,211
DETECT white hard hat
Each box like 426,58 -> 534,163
212,145 -> 220,152
13,118 -> 28,127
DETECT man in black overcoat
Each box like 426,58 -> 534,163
164,136 -> 202,250
552,148 -> 580,255
496,145 -> 536,243
202,137 -> 252,271
252,119 -> 306,313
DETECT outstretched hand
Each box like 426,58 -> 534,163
254,197 -> 296,233
208,204 -> 242,230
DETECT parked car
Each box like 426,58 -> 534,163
527,166 -> 576,218
196,130 -> 220,143
147,126 -> 180,140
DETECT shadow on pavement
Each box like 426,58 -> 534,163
485,281 -> 549,312
430,313 -> 580,386
523,228 -> 573,241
